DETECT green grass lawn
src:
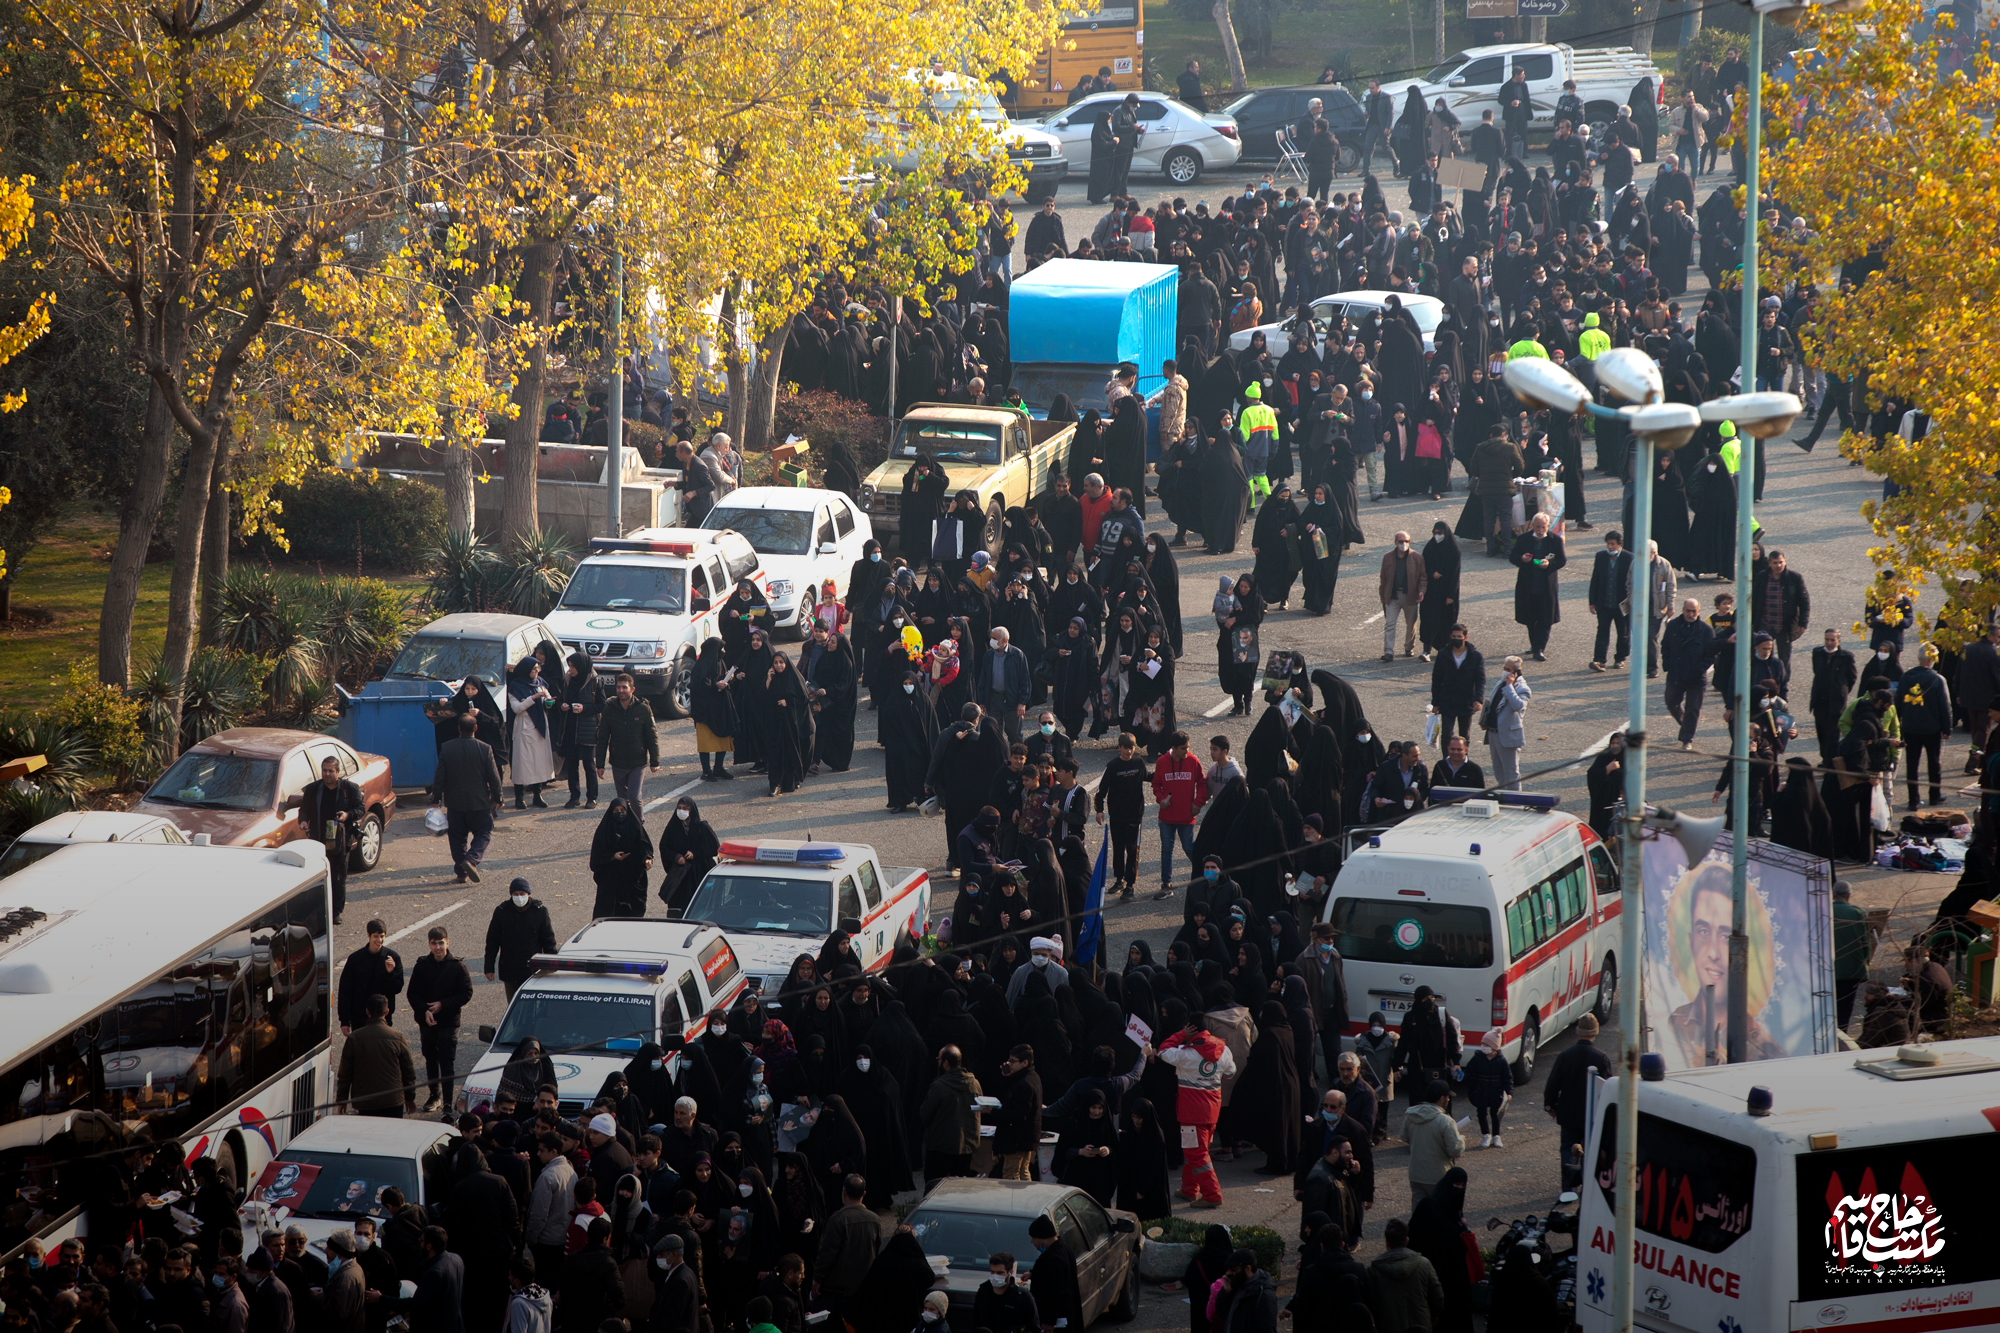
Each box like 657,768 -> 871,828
0,515 -> 172,711
1144,8 -> 1436,98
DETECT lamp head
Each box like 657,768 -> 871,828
1625,402 -> 1701,452
1501,357 -> 1591,414
1644,804 -> 1727,865
1593,348 -> 1663,405
1699,392 -> 1803,439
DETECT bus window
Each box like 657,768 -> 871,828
1553,862 -> 1587,927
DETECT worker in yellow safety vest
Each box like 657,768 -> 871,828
1238,382 -> 1279,509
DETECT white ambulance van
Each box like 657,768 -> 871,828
1320,789 -> 1623,1078
1577,1036 -> 2000,1333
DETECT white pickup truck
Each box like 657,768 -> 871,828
1403,42 -> 1664,143
677,839 -> 932,1000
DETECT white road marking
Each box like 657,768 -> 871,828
1362,610 -> 1384,625
645,775 -> 708,813
387,901 -> 468,943
1578,727 -> 1624,759
1203,698 -> 1234,717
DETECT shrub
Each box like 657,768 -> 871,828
209,569 -> 326,708
1141,1219 -> 1285,1272
771,389 -> 890,482
255,469 -> 448,572
0,710 -> 97,804
424,529 -> 509,614
0,786 -> 74,844
42,662 -> 146,780
625,419 -> 668,467
318,578 -> 418,688
498,528 -> 576,618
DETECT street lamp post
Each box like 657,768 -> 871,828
1503,355 -> 1697,1333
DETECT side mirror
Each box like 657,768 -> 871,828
1448,77 -> 1466,88
281,795 -> 302,813
839,916 -> 863,935
820,542 -> 838,555
1112,1216 -> 1137,1234
691,594 -> 711,615
477,1025 -> 497,1043
1557,1191 -> 1580,1206
659,1035 -> 687,1055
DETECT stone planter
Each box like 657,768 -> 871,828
1138,1240 -> 1196,1283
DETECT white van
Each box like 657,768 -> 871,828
545,527 -> 763,718
1577,1037 -> 2000,1333
1320,790 -> 1622,1078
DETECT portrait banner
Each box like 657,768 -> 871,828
1640,830 -> 1833,1071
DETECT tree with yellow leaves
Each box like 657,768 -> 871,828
1764,0 -> 2000,642
0,174 -> 53,584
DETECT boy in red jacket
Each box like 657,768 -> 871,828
1150,729 -> 1207,903
1158,1016 -> 1235,1206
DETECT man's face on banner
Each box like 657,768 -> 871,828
1691,886 -> 1732,997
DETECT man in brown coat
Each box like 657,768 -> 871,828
336,993 -> 416,1117
1378,531 -> 1425,661
1472,426 -> 1527,557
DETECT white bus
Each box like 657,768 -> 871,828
0,840 -> 333,1258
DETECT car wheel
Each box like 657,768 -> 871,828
1594,954 -> 1617,1024
1337,142 -> 1361,173
790,590 -> 815,641
1512,1012 -> 1540,1083
660,652 -> 696,720
1585,103 -> 1619,144
985,496 -> 1005,553
1164,148 -> 1201,185
1106,1262 -> 1138,1322
348,811 -> 383,872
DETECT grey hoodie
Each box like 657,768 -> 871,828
506,1285 -> 554,1333
1403,1101 -> 1464,1185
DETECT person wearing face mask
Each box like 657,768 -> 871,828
589,798 -> 653,919
978,625 -> 1032,745
971,1254 -> 1039,1333
1293,922 -> 1350,1085
649,1234 -> 699,1333
1376,529 -> 1424,662
657,797 -> 720,914
485,877 -> 557,1001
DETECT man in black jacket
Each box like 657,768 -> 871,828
434,713 -> 503,884
1026,1215 -> 1082,1333
650,1234 -> 699,1333
1360,80 -> 1393,177
1587,530 -> 1634,672
558,1217 -> 624,1333
407,926 -> 473,1113
1428,624 -> 1486,746
484,878 -> 557,1001
1023,196 -> 1067,262
1369,741 -> 1429,823
1958,622 -> 2000,771
1749,548 -> 1811,669
1661,598 -> 1716,749
1544,1014 -> 1612,1190
972,1255 -> 1040,1333
336,919 -> 405,1036
300,755 -> 366,924
992,1045 -> 1044,1179
445,1147 -> 521,1333
1497,67 -> 1532,159
1176,59 -> 1206,112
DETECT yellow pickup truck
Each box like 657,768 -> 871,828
855,403 -> 1077,551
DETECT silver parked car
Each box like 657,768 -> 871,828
1037,93 -> 1241,186
905,1180 -> 1141,1325
1231,290 -> 1447,359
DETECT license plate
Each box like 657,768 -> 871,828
1378,997 -> 1411,1014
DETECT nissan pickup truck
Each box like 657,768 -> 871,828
1405,42 -> 1664,143
676,839 -> 931,1000
855,405 -> 1075,551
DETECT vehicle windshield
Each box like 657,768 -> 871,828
494,990 -> 654,1052
1329,898 -> 1494,968
1222,92 -> 1262,116
906,1208 -> 1041,1270
1009,365 -> 1112,415
891,420 -> 1004,464
1427,54 -> 1472,81
560,562 -> 687,614
267,1152 -> 420,1219
682,872 -> 832,935
0,839 -> 64,879
148,753 -> 279,812
703,508 -> 814,557
934,90 -> 1007,124
388,635 -> 506,689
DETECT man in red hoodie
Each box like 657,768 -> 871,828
1158,1015 -> 1235,1206
1151,729 -> 1206,903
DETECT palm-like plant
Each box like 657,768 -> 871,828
500,527 -> 577,618
319,578 -> 416,691
179,650 -> 267,748
424,529 -> 507,614
0,786 -> 76,842
0,711 -> 99,805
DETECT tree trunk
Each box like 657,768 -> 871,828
1685,0 -> 1702,41
444,440 -> 478,535
158,415 -> 223,758
1433,0 -> 1445,63
1212,0 -> 1250,95
198,435 -> 232,648
99,383 -> 179,687
1528,16 -> 1546,41
745,315 -> 796,454
503,240 -> 562,544
1630,0 -> 1663,55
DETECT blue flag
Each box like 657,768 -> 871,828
1075,828 -> 1110,971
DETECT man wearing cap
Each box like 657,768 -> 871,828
243,1249 -> 295,1333
1027,1215 -> 1082,1333
584,1112 -> 635,1202
1544,1012 -> 1611,1190
1005,936 -> 1071,1008
321,1231 -> 365,1333
652,1235 -> 699,1333
485,878 -> 557,1002
1577,311 -> 1610,361
1237,383 -> 1278,510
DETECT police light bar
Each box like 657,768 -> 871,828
718,840 -> 845,864
587,537 -> 697,557
1431,788 -> 1563,811
529,953 -> 672,977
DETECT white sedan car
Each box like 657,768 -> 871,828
1230,290 -> 1447,359
1037,93 -> 1241,186
250,1117 -> 460,1256
700,486 -> 872,637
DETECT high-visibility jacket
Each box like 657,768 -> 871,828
1238,402 -> 1279,465
1507,337 -> 1548,361
1578,328 -> 1611,359
1718,438 -> 1741,474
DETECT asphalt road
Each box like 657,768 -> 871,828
331,152 -> 1916,1327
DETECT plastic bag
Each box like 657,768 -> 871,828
1869,783 -> 1891,832
1423,710 -> 1441,748
423,806 -> 449,836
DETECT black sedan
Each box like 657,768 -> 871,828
1222,85 -> 1365,168
904,1180 -> 1141,1326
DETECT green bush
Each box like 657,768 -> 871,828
1142,1219 -> 1285,1273
423,529 -> 509,614
499,528 -> 576,618
256,469 -> 447,572
0,709 -> 98,804
771,389 -> 891,483
209,569 -> 327,706
42,663 -> 146,780
0,787 -> 75,844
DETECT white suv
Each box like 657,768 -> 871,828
545,528 -> 762,718
700,487 -> 872,638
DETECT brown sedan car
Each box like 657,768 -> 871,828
134,728 -> 397,871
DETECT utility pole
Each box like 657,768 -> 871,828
606,211 -> 624,538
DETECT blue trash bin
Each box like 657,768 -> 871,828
337,680 -> 452,791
